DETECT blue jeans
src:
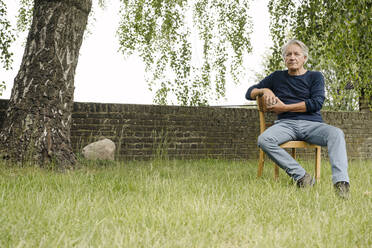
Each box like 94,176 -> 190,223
258,119 -> 349,184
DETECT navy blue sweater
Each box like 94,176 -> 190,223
246,70 -> 325,122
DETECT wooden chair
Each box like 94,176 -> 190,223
256,95 -> 321,180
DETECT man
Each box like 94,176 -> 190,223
246,39 -> 350,198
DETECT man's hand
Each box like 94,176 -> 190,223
262,89 -> 276,107
267,97 -> 287,114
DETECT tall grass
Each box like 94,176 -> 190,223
0,159 -> 371,247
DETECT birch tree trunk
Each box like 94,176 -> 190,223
0,0 -> 92,167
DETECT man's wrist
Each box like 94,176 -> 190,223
251,88 -> 263,99
282,103 -> 288,112
257,88 -> 268,97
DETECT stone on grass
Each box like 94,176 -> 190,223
82,138 -> 116,160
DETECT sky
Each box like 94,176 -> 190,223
1,0 -> 272,106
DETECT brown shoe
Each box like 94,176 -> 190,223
297,172 -> 315,188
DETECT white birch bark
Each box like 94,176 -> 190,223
0,0 -> 92,167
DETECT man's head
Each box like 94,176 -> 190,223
282,39 -> 308,72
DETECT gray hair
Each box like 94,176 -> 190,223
282,39 -> 309,63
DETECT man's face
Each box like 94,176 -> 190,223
284,44 -> 307,71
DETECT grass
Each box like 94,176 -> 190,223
0,158 -> 371,248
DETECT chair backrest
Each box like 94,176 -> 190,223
256,95 -> 269,134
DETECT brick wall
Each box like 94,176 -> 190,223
0,99 -> 371,160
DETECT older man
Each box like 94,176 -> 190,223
246,39 -> 350,198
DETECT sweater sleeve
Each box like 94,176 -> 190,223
304,72 -> 325,112
245,72 -> 275,100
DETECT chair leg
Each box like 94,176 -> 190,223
274,164 -> 279,180
291,148 -> 296,159
258,149 -> 265,178
315,147 -> 321,181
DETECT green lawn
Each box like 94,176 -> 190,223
0,158 -> 371,247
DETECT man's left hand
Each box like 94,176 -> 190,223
267,97 -> 287,114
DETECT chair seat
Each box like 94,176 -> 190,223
280,141 -> 320,149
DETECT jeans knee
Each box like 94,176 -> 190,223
258,133 -> 277,150
329,127 -> 345,140
257,134 -> 265,148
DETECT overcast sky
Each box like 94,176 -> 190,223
1,0 -> 271,105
